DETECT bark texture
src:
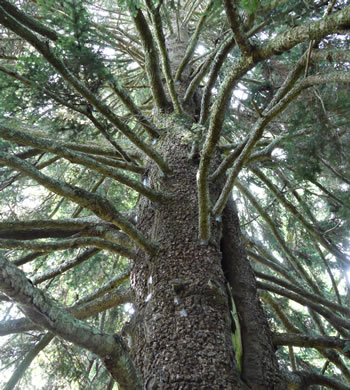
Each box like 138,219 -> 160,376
129,132 -> 243,389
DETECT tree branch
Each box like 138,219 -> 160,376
0,237 -> 136,259
131,6 -> 170,112
0,6 -> 170,175
223,0 -> 253,56
0,151 -> 156,254
257,281 -> 350,334
272,333 -> 350,359
0,255 -> 142,389
286,370 -> 350,390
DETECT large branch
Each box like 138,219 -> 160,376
0,255 -> 142,389
0,0 -> 58,41
202,3 -> 350,190
0,6 -> 170,175
0,287 -> 133,336
131,6 -> 170,112
145,0 -> 182,114
223,0 -> 253,56
0,152 -> 156,254
273,333 -> 350,359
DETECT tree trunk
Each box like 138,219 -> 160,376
125,125 -> 284,389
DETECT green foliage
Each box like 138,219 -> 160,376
240,0 -> 259,14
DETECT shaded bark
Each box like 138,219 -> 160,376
221,197 -> 284,389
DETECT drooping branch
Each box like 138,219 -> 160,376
257,281 -> 350,335
255,270 -> 350,317
0,255 -> 142,389
251,167 -> 350,266
0,151 -> 156,254
0,124 -> 166,202
237,181 -> 324,295
0,6 -> 170,175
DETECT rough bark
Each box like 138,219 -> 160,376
221,198 -> 285,389
123,126 -> 284,389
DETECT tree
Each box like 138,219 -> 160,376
0,0 -> 350,388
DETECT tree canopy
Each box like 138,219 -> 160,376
0,0 -> 350,389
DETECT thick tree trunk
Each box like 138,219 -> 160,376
125,126 -> 285,389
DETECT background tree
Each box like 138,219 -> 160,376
0,0 -> 350,389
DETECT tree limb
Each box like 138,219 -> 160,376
0,255 -> 142,389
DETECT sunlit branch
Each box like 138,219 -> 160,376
259,291 -> 300,333
175,0 -> 214,82
251,167 -> 350,266
0,7 -> 170,175
74,269 -> 131,306
0,237 -> 137,259
0,152 -> 156,254
255,270 -> 350,317
145,0 -> 183,115
247,249 -> 300,286
212,71 -> 350,217
256,4 -> 350,59
223,0 -> 253,56
131,7 -> 170,111
257,281 -> 350,335
0,124 -> 166,202
272,333 -> 350,359
0,255 -> 142,389
237,181 -> 323,295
